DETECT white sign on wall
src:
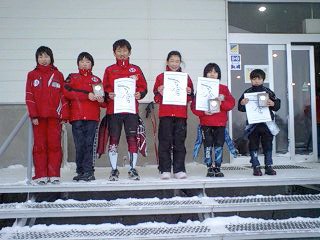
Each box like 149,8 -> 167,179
230,54 -> 241,70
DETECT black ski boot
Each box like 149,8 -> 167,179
206,166 -> 215,177
109,169 -> 120,181
73,173 -> 83,181
253,166 -> 263,176
265,165 -> 277,175
213,167 -> 224,177
128,168 -> 140,180
79,172 -> 95,181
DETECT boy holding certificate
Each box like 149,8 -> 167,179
238,69 -> 281,176
64,52 -> 104,182
191,63 -> 235,177
103,39 -> 147,181
153,51 -> 194,180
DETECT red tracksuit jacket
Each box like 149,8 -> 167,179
103,58 -> 148,115
25,64 -> 68,119
153,67 -> 194,118
63,70 -> 103,122
191,83 -> 235,126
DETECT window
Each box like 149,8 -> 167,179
228,2 -> 320,33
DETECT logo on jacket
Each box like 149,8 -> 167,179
129,67 -> 136,73
92,77 -> 99,82
51,82 -> 61,88
33,79 -> 40,87
129,75 -> 138,80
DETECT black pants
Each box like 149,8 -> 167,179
108,113 -> 138,152
201,126 -> 225,148
71,120 -> 98,174
248,123 -> 273,152
158,117 -> 187,173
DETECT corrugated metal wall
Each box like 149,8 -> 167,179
0,0 -> 227,104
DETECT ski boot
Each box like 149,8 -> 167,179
109,169 -> 120,181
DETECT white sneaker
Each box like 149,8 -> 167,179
33,177 -> 48,185
160,172 -> 171,180
49,177 -> 61,184
174,171 -> 187,179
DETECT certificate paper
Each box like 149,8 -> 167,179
162,71 -> 188,106
195,77 -> 220,111
114,78 -> 136,114
244,92 -> 271,124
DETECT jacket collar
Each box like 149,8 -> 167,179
116,58 -> 130,68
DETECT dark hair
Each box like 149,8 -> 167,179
77,52 -> 94,67
113,39 -> 132,52
250,69 -> 266,80
35,46 -> 54,64
203,63 -> 221,79
166,50 -> 182,62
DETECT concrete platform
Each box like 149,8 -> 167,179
0,161 -> 319,193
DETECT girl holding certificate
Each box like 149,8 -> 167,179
191,63 -> 235,177
153,51 -> 194,180
25,46 -> 68,184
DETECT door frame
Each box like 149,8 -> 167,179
228,33 -> 319,163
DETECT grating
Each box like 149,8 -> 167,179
216,194 -> 320,205
26,202 -> 116,209
5,225 -> 210,239
129,199 -> 202,207
221,166 -> 248,171
0,203 -> 17,209
226,219 -> 320,232
242,164 -> 309,170
271,165 -> 309,169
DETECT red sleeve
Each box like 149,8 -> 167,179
220,85 -> 235,111
25,72 -> 38,118
153,74 -> 163,104
136,66 -> 148,99
187,75 -> 194,102
63,74 -> 89,101
57,72 -> 69,120
103,67 -> 113,94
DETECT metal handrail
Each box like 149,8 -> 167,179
0,112 -> 33,183
0,112 -> 68,184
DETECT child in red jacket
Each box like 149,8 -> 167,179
191,63 -> 235,177
25,46 -> 68,184
103,39 -> 148,181
64,52 -> 104,182
153,51 -> 194,180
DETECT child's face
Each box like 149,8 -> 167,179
251,76 -> 264,86
206,69 -> 219,79
37,53 -> 51,66
114,46 -> 131,60
78,57 -> 92,70
167,55 -> 181,71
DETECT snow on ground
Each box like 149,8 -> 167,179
1,216 -> 320,236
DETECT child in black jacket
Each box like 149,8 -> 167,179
238,69 -> 281,176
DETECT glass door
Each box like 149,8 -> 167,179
291,46 -> 317,160
229,44 -> 290,164
229,43 -> 318,163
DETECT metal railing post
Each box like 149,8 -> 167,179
0,113 -> 28,158
26,119 -> 33,184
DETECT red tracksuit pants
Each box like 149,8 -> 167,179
32,118 -> 62,179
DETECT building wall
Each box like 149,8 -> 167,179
0,0 -> 229,167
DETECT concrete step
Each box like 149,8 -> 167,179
1,216 -> 320,239
1,164 -> 319,194
1,194 -> 319,219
